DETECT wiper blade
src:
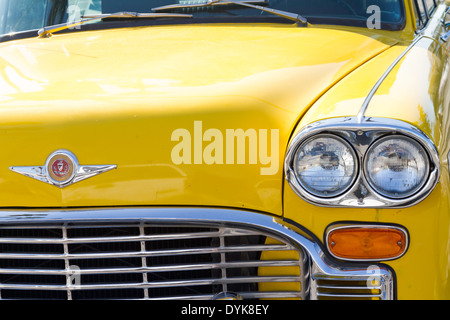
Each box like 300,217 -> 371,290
152,0 -> 307,25
153,0 -> 267,10
38,11 -> 193,38
82,12 -> 192,19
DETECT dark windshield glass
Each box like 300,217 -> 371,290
0,0 -> 405,37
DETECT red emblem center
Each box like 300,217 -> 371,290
51,159 -> 70,177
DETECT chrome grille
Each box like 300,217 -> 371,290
0,222 -> 307,300
311,274 -> 393,300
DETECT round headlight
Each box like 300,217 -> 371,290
364,135 -> 429,199
293,134 -> 358,198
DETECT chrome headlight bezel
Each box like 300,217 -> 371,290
285,117 -> 440,208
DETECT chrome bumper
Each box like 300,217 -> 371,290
0,207 -> 394,300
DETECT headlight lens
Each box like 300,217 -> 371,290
365,135 -> 429,199
293,134 -> 357,197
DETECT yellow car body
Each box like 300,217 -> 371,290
0,0 -> 449,300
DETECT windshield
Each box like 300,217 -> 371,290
0,0 -> 405,37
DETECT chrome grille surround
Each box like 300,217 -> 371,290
0,207 -> 394,300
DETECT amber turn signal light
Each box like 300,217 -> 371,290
326,225 -> 408,261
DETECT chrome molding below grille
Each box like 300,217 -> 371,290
0,207 -> 394,300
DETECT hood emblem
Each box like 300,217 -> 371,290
10,150 -> 117,188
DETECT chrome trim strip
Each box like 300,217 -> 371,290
0,207 -> 395,300
0,244 -> 293,259
316,293 -> 383,299
448,149 -> 450,178
0,228 -> 261,244
0,260 -> 301,275
317,284 -> 383,290
146,291 -> 303,300
0,276 -> 303,291
357,36 -> 424,123
324,224 -> 409,262
285,116 -> 441,208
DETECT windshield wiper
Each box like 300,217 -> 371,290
152,0 -> 307,25
38,11 -> 193,38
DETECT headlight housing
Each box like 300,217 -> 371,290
285,117 -> 441,208
293,134 -> 357,198
364,135 -> 429,199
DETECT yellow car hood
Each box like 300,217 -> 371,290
0,24 -> 398,213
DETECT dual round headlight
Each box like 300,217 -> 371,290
293,134 -> 357,198
364,135 -> 429,198
292,133 -> 430,199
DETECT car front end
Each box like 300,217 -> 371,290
0,0 -> 449,300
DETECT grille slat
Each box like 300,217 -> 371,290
0,244 -> 293,260
0,222 -> 306,300
144,291 -> 304,300
317,293 -> 383,299
317,284 -> 383,290
0,229 -> 262,244
0,260 -> 300,275
0,276 -> 303,290
312,276 -> 386,300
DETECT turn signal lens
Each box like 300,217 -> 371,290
326,226 -> 408,261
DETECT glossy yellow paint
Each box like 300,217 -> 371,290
284,1 -> 450,299
0,0 -> 448,299
0,23 -> 399,212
